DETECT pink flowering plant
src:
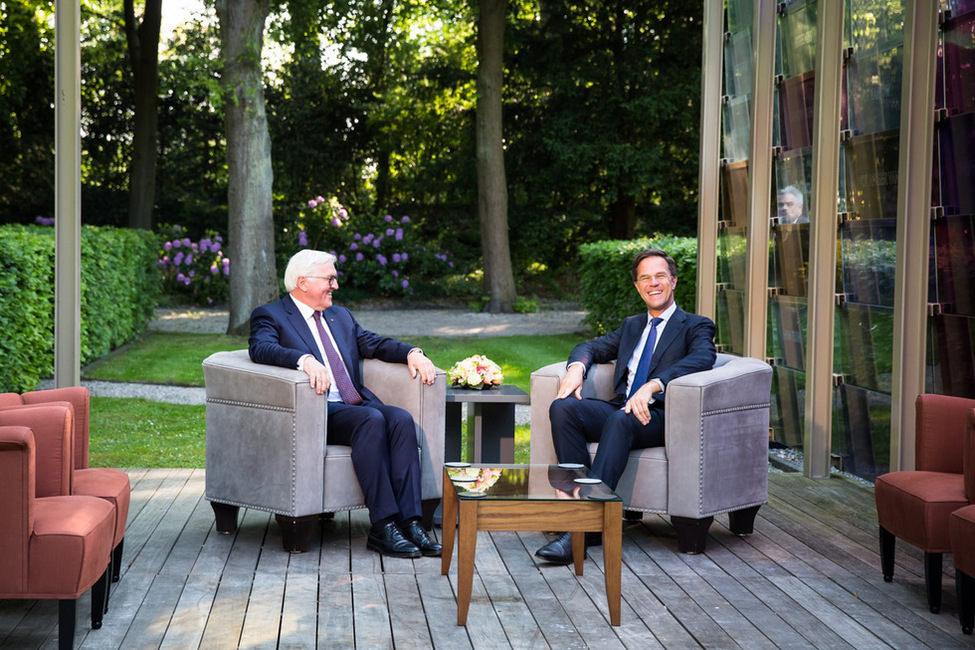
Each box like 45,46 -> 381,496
156,224 -> 230,306
279,195 -> 455,298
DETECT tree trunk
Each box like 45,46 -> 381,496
609,191 -> 636,239
216,0 -> 279,336
476,0 -> 516,313
124,0 -> 161,231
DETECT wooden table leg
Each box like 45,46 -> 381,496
456,499 -> 478,625
604,501 -> 622,626
571,532 -> 585,576
441,470 -> 457,575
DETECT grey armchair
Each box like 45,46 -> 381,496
530,353 -> 772,553
202,350 -> 446,552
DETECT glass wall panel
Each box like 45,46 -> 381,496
767,0 -> 817,453
832,0 -> 904,480
716,1 -> 753,356
928,4 -> 975,402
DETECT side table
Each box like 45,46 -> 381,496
445,385 -> 529,463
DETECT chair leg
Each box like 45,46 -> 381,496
924,551 -> 943,614
59,599 -> 77,650
957,569 -> 975,635
90,568 -> 109,629
211,501 -> 240,533
879,526 -> 895,582
275,514 -> 318,553
728,505 -> 761,536
671,515 -> 714,554
421,498 -> 440,530
623,509 -> 643,521
112,539 -> 124,582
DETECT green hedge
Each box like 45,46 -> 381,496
578,236 -> 698,335
0,224 -> 160,393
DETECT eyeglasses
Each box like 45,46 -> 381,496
304,275 -> 339,287
636,273 -> 671,285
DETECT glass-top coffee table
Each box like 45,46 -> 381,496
441,463 -> 622,626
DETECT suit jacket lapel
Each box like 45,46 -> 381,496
647,307 -> 687,377
284,298 -> 325,365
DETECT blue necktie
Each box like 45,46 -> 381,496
628,317 -> 663,400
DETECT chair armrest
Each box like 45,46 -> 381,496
665,356 -> 772,518
0,426 -> 33,590
23,387 -> 90,470
915,394 -> 975,473
203,350 -> 327,517
0,403 -> 73,499
529,361 -> 616,465
362,359 -> 447,501
966,409 -> 975,503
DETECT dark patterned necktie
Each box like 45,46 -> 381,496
628,317 -> 663,400
313,311 -> 363,405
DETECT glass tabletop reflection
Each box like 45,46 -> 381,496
444,463 -> 620,502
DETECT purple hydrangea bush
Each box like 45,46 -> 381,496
156,224 -> 230,306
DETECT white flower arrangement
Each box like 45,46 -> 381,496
447,354 -> 504,389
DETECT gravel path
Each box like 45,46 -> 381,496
68,306 -> 587,418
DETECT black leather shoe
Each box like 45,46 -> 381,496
402,519 -> 442,557
367,521 -> 421,558
535,532 -> 578,565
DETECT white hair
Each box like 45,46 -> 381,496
284,249 -> 337,292
779,185 -> 803,205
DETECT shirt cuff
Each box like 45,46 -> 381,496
297,353 -> 311,370
408,347 -> 424,357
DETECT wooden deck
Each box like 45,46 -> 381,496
2,467 -> 971,649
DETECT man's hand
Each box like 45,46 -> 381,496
623,379 -> 662,426
301,356 -> 332,395
556,364 -> 586,400
407,351 -> 438,385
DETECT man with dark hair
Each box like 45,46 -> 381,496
535,249 -> 717,564
249,249 -> 442,558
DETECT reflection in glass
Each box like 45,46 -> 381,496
779,0 -> 818,78
849,0 -> 904,57
943,11 -> 975,115
831,383 -> 889,481
847,48 -> 903,134
726,0 -> 754,35
836,302 -> 894,393
770,366 -> 804,449
938,113 -> 975,217
778,72 -> 817,151
722,96 -> 752,163
934,215 -> 975,317
724,29 -> 753,99
928,314 -> 975,396
721,160 -> 750,227
844,131 -> 900,221
840,219 -> 897,307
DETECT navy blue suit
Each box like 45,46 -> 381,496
249,296 -> 421,525
550,305 -> 716,490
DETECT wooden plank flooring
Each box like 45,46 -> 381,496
2,467 -> 971,649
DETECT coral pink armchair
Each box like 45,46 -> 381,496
874,394 -> 975,613
0,388 -> 130,586
949,408 -> 975,635
0,411 -> 115,650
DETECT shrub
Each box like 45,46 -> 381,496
578,236 -> 698,335
278,196 -> 455,298
156,224 -> 230,306
0,223 -> 159,393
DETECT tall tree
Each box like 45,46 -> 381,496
476,0 -> 516,312
123,0 -> 162,230
215,0 -> 278,335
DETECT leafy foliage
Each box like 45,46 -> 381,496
156,224 -> 230,306
578,236 -> 698,334
0,223 -> 159,392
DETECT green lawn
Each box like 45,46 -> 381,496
87,332 -> 576,467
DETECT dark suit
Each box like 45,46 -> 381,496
249,296 -> 421,525
550,305 -> 716,490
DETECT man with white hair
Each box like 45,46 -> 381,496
249,249 -> 442,558
777,185 -> 809,224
